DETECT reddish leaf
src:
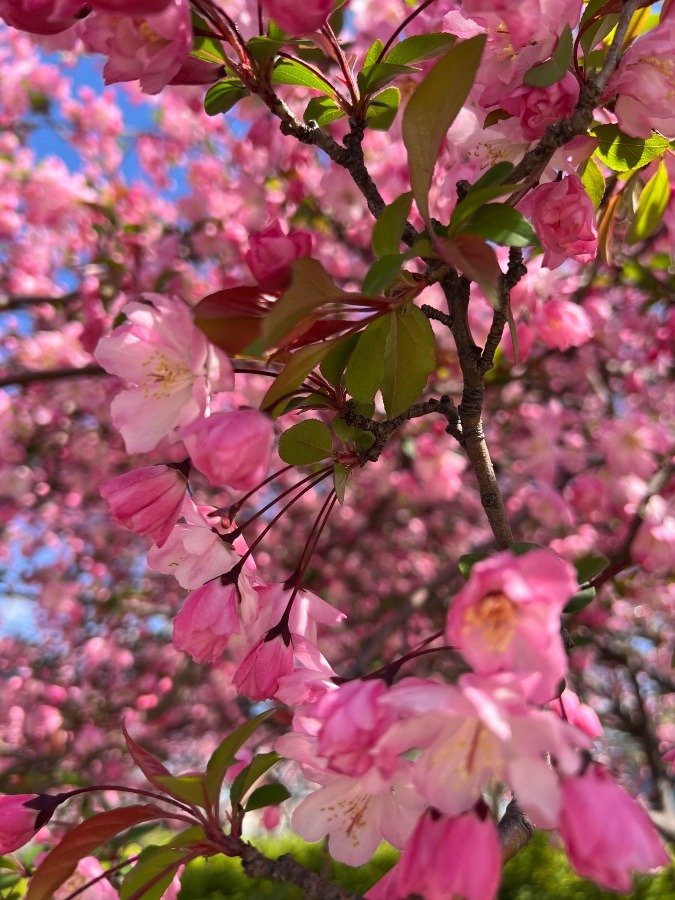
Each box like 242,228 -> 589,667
194,286 -> 272,355
122,720 -> 172,790
436,234 -> 502,308
26,805 -> 170,900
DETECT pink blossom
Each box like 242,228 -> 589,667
233,632 -> 294,700
550,689 -> 602,739
520,175 -> 598,269
366,805 -> 501,900
181,409 -> 274,491
100,464 -> 186,548
260,0 -> 334,37
244,219 -> 313,291
0,793 -> 40,853
0,0 -> 83,35
53,855 -> 118,899
445,549 -> 578,703
609,17 -> 675,138
91,0 -> 171,12
532,299 -> 593,351
95,294 -> 233,453
172,579 -> 241,663
502,73 -> 580,140
559,763 -> 669,891
314,680 -> 397,777
83,0 -> 192,95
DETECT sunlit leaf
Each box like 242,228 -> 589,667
204,709 -> 276,805
278,420 -> 333,466
592,124 -> 669,173
627,161 -> 670,243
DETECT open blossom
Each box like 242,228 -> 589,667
83,0 -> 192,95
95,294 -> 233,453
446,549 -> 578,703
181,409 -> 274,491
366,805 -> 501,900
520,175 -> 597,269
260,0 -> 334,37
244,219 -> 313,291
0,793 -> 41,853
559,763 -> 669,891
100,464 -> 186,548
172,579 -> 241,663
532,298 -> 593,351
609,16 -> 675,138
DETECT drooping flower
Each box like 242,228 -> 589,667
520,175 -> 598,270
233,630 -> 294,700
172,579 -> 241,663
95,294 -> 233,453
0,794 -> 42,853
244,219 -> 313,291
445,549 -> 578,703
260,0 -> 334,37
559,763 -> 670,891
0,0 -> 85,35
100,464 -> 187,548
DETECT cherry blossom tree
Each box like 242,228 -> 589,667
0,1 -> 673,898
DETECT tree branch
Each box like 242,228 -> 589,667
238,842 -> 364,900
498,799 -> 535,863
0,364 -> 106,389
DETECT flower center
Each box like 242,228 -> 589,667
464,591 -> 518,653
141,350 -> 194,399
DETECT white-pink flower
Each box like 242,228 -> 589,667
446,549 -> 578,703
95,294 -> 233,453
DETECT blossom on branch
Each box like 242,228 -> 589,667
99,464 -> 187,547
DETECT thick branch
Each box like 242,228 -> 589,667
239,843 -> 364,900
0,364 -> 106,389
498,800 -> 535,864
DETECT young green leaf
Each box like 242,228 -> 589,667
574,555 -> 610,585
304,95 -> 346,126
449,182 -> 520,232
437,235 -> 502,309
357,62 -> 415,95
579,156 -> 605,209
372,192 -> 413,257
345,315 -> 391,403
627,161 -> 670,243
380,304 -> 436,417
152,774 -> 208,808
591,124 -> 669,173
204,709 -> 276,804
564,586 -> 597,614
120,845 -> 189,900
272,59 -> 335,94
458,551 -> 490,580
524,24 -> 573,87
230,752 -> 282,810
402,35 -> 486,227
365,87 -> 400,130
459,203 -> 539,247
364,39 -> 385,68
362,254 -> 406,295
262,342 -> 337,415
384,33 -> 456,66
204,78 -> 249,116
278,420 -> 333,466
468,161 -> 515,192
245,783 -> 292,813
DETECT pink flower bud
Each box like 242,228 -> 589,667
501,73 -> 580,140
172,579 -> 241,663
560,764 -> 669,891
550,689 -> 602,739
244,220 -> 312,292
233,631 -> 294,700
100,464 -> 187,548
181,409 -> 273,491
520,175 -> 597,270
0,794 -> 42,854
260,0 -> 334,37
0,0 -> 85,35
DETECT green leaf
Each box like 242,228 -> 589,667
436,235 -> 502,308
579,156 -> 605,209
272,59 -> 335,94
580,6 -> 619,57
26,807 -> 168,900
458,551 -> 490,580
278,420 -> 333,465
358,62 -> 415,95
459,203 -> 539,247
381,303 -> 436,417
333,462 -> 350,504
253,258 -> 346,353
262,342 -> 337,414
245,783 -> 292,813
564,586 -> 597,614
120,844 -> 188,900
627,161 -> 671,243
247,36 -> 287,64
449,182 -> 520,232
511,541 -> 542,557
591,124 -> 669,173
153,775 -> 208,808
402,35 -> 486,227
574,555 -> 610,585
385,33 -> 456,66
345,315 -> 391,403
362,254 -> 406,295
204,709 -> 275,805
469,161 -> 515,192
304,95 -> 346,126
204,78 -> 248,116
365,87 -> 400,130
364,39 -> 384,68
373,192 -> 413,257
192,34 -> 227,65
230,752 -> 282,810
319,333 -> 359,387
524,24 -> 573,87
